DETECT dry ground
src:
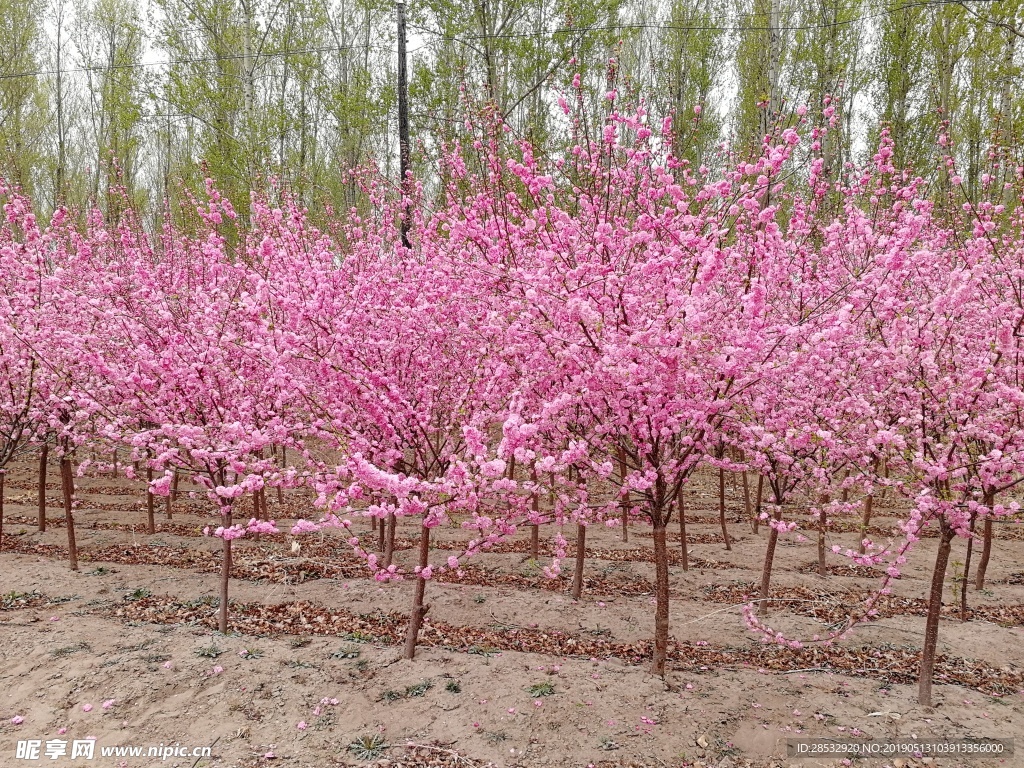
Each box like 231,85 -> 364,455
1,454 -> 1022,768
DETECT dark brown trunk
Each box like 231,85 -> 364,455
530,468 -> 540,559
165,470 -> 176,520
384,512 -> 397,567
741,471 -> 751,529
146,461 -> 155,534
617,446 -> 629,543
112,448 -> 118,479
961,512 -> 977,622
571,523 -> 586,599
404,524 -> 431,659
858,491 -> 875,555
718,468 -> 731,550
651,519 -> 670,676
757,506 -> 782,617
817,494 -> 829,578
60,455 -> 78,572
377,513 -> 385,552
753,474 -> 763,534
919,519 -> 955,706
0,470 -> 5,552
38,443 -> 48,532
975,518 -> 993,591
677,491 -> 688,571
276,446 -> 284,505
219,506 -> 233,634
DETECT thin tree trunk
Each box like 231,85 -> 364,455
165,469 -> 176,520
974,490 -> 995,590
384,511 -> 397,567
741,471 -> 751,529
651,518 -> 671,676
961,512 -> 977,622
377,513 -> 385,553
60,455 -> 78,572
404,524 -> 431,659
718,468 -> 731,550
617,446 -> 629,543
219,505 -> 233,634
276,446 -> 284,504
753,474 -> 763,534
919,519 -> 955,706
858,491 -> 875,555
146,460 -> 155,534
571,523 -> 586,599
678,491 -> 688,571
975,518 -> 993,591
112,448 -> 118,479
757,506 -> 782,617
530,468 -> 540,559
0,470 -> 5,552
817,494 -> 829,577
38,443 -> 48,532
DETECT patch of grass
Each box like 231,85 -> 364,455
88,566 -> 112,576
445,680 -> 462,693
195,644 -> 225,659
598,736 -> 620,751
529,681 -> 555,698
288,637 -> 312,649
354,659 -> 370,672
286,660 -> 316,669
0,590 -> 42,610
484,730 -> 508,744
467,645 -> 496,657
405,680 -> 432,697
125,587 -> 152,601
331,645 -> 361,660
348,734 -> 387,760
473,594 -> 487,604
48,594 -> 79,604
239,647 -> 263,660
379,689 -> 403,703
340,630 -> 374,643
51,642 -> 91,658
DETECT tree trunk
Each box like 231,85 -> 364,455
919,519 -> 955,707
718,468 -> 731,550
276,446 -> 284,505
0,470 -> 5,552
571,523 -> 586,600
817,494 -> 829,577
757,506 -> 782,616
38,443 -> 48,532
219,506 -> 233,634
741,471 -> 751,530
146,461 -> 155,534
617,447 -> 629,543
651,519 -> 671,676
530,467 -> 540,559
384,511 -> 397,567
753,474 -> 763,534
961,512 -> 977,622
975,518 -> 993,591
678,491 -> 688,571
377,513 -> 386,553
60,455 -> 78,572
165,469 -> 176,520
858,491 -> 875,555
112,448 -> 118,479
404,524 -> 431,659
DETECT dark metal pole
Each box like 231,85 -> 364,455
397,1 -> 411,249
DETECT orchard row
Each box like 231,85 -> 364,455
2,108 -> 1023,707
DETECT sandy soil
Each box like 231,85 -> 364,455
0,454 -> 1022,768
